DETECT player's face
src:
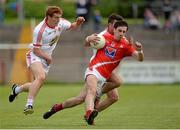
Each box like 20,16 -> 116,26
113,26 -> 127,40
48,13 -> 61,27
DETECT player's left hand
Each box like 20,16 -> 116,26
88,33 -> 100,43
76,17 -> 85,25
128,36 -> 142,51
134,41 -> 142,51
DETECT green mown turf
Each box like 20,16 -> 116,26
0,83 -> 180,129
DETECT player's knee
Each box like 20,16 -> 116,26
36,74 -> 46,82
109,94 -> 119,103
114,78 -> 123,88
87,87 -> 96,96
76,96 -> 85,104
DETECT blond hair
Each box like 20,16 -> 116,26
45,6 -> 62,17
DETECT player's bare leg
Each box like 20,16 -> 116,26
102,72 -> 122,93
84,75 -> 98,125
95,72 -> 122,112
96,89 -> 119,112
43,86 -> 87,119
24,62 -> 46,115
9,83 -> 31,102
19,83 -> 32,92
62,86 -> 87,108
85,75 -> 97,111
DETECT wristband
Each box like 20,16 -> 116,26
138,50 -> 143,54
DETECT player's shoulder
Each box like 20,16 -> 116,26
121,37 -> 133,48
59,18 -> 70,24
34,20 -> 46,33
103,32 -> 113,41
121,36 -> 128,42
58,18 -> 71,29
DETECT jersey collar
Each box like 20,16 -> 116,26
45,18 -> 56,29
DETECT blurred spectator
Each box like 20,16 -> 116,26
162,0 -> 174,30
8,1 -> 18,11
93,10 -> 102,32
76,0 -> 91,24
6,1 -> 18,17
143,6 -> 161,30
169,8 -> 180,30
0,0 -> 6,24
0,8 -> 4,24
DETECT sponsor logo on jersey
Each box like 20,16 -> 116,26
105,46 -> 116,58
48,30 -> 56,35
120,45 -> 124,48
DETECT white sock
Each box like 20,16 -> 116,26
26,98 -> 34,107
14,86 -> 22,94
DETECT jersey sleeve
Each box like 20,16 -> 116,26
58,18 -> 71,30
32,28 -> 42,48
122,38 -> 136,56
125,44 -> 136,56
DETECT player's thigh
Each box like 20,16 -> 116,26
106,88 -> 119,99
108,71 -> 123,84
85,75 -> 98,91
30,62 -> 46,79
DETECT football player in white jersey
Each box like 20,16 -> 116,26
8,6 -> 85,115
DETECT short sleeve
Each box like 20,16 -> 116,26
31,22 -> 47,48
58,18 -> 71,30
125,44 -> 136,56
32,29 -> 42,48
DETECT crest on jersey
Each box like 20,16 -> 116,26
105,46 -> 116,58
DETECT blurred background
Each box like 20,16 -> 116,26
0,0 -> 180,85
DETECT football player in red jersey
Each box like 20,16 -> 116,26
83,20 -> 144,124
86,14 -> 125,112
43,20 -> 144,125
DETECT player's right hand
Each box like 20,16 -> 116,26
87,33 -> 100,44
76,17 -> 85,25
46,56 -> 52,65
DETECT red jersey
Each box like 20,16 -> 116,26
89,32 -> 135,79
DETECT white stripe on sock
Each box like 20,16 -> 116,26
26,98 -> 34,107
15,86 -> 22,94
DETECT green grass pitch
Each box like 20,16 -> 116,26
0,83 -> 180,129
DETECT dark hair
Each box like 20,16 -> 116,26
114,20 -> 128,30
46,6 -> 62,17
108,13 -> 124,24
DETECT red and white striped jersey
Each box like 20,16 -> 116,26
88,31 -> 135,80
29,18 -> 71,56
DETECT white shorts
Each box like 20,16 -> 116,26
26,51 -> 50,74
84,68 -> 106,98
